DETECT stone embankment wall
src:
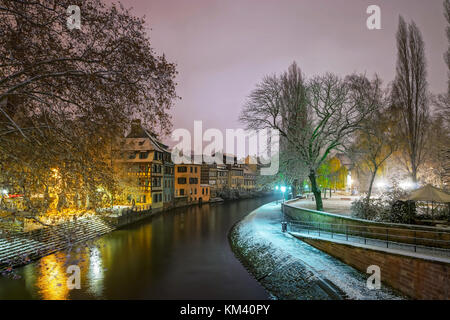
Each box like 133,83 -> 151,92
283,203 -> 450,249
230,203 -> 403,300
293,234 -> 450,300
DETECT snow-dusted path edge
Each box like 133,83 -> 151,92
229,202 -> 405,300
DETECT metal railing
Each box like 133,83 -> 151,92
287,220 -> 450,258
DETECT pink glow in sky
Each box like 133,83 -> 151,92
105,0 -> 447,143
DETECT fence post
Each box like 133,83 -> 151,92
346,225 -> 348,241
386,228 -> 389,248
414,231 -> 417,252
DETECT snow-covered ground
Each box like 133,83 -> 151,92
230,202 -> 404,300
289,197 -> 356,216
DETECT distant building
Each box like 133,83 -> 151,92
228,165 -> 244,189
163,151 -> 175,209
243,165 -> 257,191
200,184 -> 210,203
200,164 -> 210,185
216,164 -> 229,190
175,163 -> 204,203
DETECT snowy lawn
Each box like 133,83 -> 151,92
289,197 -> 358,216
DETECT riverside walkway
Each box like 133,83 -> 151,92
287,220 -> 450,259
231,201 -> 403,299
283,198 -> 450,260
281,201 -> 450,299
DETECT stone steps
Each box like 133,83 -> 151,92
0,216 -> 115,271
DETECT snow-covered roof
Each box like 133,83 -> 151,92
125,120 -> 169,153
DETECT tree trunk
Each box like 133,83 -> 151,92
309,170 -> 323,211
412,165 -> 418,184
366,168 -> 378,204
292,179 -> 298,199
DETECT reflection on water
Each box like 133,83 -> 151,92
0,196 -> 274,300
36,254 -> 69,300
87,246 -> 104,297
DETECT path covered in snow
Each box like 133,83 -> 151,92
230,202 -> 404,300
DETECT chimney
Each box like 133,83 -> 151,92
130,119 -> 142,136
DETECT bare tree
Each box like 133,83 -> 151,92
241,63 -> 378,211
445,0 -> 450,94
391,16 -> 429,183
422,114 -> 449,188
349,82 -> 397,203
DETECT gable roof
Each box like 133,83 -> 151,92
125,120 -> 169,153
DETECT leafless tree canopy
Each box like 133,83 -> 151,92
240,62 -> 379,210
348,83 -> 398,202
445,0 -> 450,94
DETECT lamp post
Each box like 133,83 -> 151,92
280,186 -> 286,202
280,186 -> 287,232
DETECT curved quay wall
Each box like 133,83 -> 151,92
282,201 -> 450,249
282,202 -> 450,299
229,202 -> 403,300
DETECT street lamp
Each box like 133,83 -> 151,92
400,180 -> 415,190
280,186 -> 286,197
280,186 -> 287,229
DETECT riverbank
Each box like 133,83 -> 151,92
0,191 -> 273,273
229,201 -> 404,300
0,196 -> 273,299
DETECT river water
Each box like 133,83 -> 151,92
0,196 -> 276,300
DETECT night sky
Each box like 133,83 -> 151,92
105,0 -> 447,142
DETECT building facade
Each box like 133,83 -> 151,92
116,120 -> 174,212
175,163 -> 203,203
243,165 -> 257,191
163,150 -> 175,209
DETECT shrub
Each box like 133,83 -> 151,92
351,180 -> 416,224
386,200 -> 416,224
351,198 -> 388,222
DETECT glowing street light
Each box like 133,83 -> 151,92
347,173 -> 353,187
376,180 -> 387,189
399,180 -> 415,190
